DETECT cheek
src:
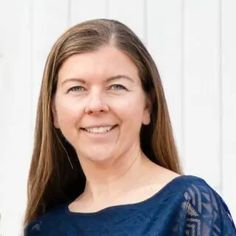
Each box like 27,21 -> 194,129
128,93 -> 147,115
111,94 -> 147,124
56,104 -> 83,145
56,99 -> 83,130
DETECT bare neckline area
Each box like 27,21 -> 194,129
66,174 -> 185,216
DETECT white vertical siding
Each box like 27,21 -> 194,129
0,0 -> 235,235
183,0 -> 221,190
0,1 -> 32,235
221,0 -> 236,222
107,0 -> 146,41
70,0 -> 107,24
146,0 -> 184,161
31,0 -> 69,128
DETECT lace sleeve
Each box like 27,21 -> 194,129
182,181 -> 236,236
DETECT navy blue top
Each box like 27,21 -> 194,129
25,175 -> 236,235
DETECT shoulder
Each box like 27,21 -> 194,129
171,175 -> 230,215
149,165 -> 208,194
171,175 -> 236,235
173,175 -> 225,207
171,174 -> 210,192
147,166 -> 216,201
25,203 -> 68,235
152,169 -> 211,198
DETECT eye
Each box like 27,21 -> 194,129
67,86 -> 86,93
109,84 -> 128,91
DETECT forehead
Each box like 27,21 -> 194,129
58,46 -> 139,81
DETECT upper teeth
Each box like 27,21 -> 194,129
84,126 -> 114,134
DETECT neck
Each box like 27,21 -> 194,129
78,147 -> 149,202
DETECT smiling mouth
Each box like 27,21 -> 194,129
81,125 -> 118,134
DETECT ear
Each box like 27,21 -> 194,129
51,98 -> 59,128
142,97 -> 151,125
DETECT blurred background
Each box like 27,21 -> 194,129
0,0 -> 236,235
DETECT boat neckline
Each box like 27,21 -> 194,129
65,174 -> 195,216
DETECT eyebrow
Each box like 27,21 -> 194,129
61,78 -> 86,85
106,75 -> 134,83
61,75 -> 134,85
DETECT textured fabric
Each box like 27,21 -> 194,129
25,175 -> 236,236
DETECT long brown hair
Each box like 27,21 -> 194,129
24,19 -> 182,225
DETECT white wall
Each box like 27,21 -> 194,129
0,0 -> 235,235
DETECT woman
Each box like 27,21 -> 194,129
24,19 -> 236,235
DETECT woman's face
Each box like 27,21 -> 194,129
52,45 -> 150,164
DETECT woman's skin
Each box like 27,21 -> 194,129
52,45 -> 179,213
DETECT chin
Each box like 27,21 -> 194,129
78,149 -> 116,164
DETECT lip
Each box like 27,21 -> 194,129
80,124 -> 118,135
80,124 -> 118,129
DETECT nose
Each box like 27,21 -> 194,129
84,90 -> 109,114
